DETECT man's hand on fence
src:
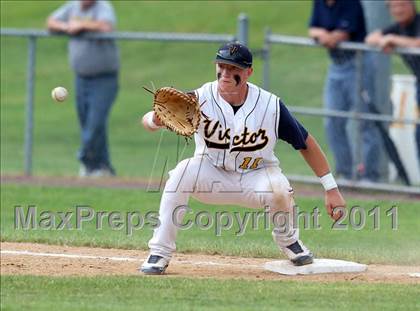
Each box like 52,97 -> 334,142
379,34 -> 398,53
67,20 -> 85,35
309,28 -> 348,49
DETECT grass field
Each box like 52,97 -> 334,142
2,276 -> 419,311
2,184 -> 419,264
1,183 -> 420,310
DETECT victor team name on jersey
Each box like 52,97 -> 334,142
202,117 -> 269,152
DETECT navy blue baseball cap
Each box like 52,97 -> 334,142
215,42 -> 253,69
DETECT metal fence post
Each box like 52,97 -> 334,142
237,13 -> 248,46
263,27 -> 271,90
353,50 -> 363,181
24,36 -> 36,176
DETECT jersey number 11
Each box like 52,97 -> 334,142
239,157 -> 263,170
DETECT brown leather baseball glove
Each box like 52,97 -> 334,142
144,86 -> 200,137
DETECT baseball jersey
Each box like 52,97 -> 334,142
193,81 -> 308,172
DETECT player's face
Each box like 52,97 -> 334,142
216,63 -> 252,91
388,0 -> 416,24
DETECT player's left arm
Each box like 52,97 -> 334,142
276,100 -> 345,220
299,134 -> 346,220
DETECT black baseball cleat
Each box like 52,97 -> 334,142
140,254 -> 170,275
282,240 -> 314,266
291,254 -> 314,266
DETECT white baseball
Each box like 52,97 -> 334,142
51,86 -> 68,102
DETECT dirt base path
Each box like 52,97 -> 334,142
1,242 -> 419,284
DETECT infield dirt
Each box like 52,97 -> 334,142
2,242 -> 419,284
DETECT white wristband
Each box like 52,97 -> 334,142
319,173 -> 338,191
145,111 -> 161,130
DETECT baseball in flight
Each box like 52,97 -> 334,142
51,86 -> 68,102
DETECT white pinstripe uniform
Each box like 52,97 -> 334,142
148,81 -> 300,259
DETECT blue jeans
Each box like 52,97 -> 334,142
416,82 -> 420,163
324,55 -> 380,181
75,72 -> 118,171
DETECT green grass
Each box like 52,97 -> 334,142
2,275 -> 420,311
2,3 -> 420,310
2,184 -> 419,265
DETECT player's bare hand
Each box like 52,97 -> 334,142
141,111 -> 163,132
325,188 -> 346,221
152,113 -> 163,126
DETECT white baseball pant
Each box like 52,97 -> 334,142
148,155 -> 299,259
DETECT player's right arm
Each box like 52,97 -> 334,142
142,111 -> 163,132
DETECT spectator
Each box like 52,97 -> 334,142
47,0 -> 119,177
309,0 -> 381,181
366,0 -> 420,163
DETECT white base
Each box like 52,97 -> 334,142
264,259 -> 367,275
409,273 -> 420,278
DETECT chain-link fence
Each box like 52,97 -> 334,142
0,14 -> 247,178
1,17 -> 420,194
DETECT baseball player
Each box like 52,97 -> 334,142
141,42 -> 346,275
